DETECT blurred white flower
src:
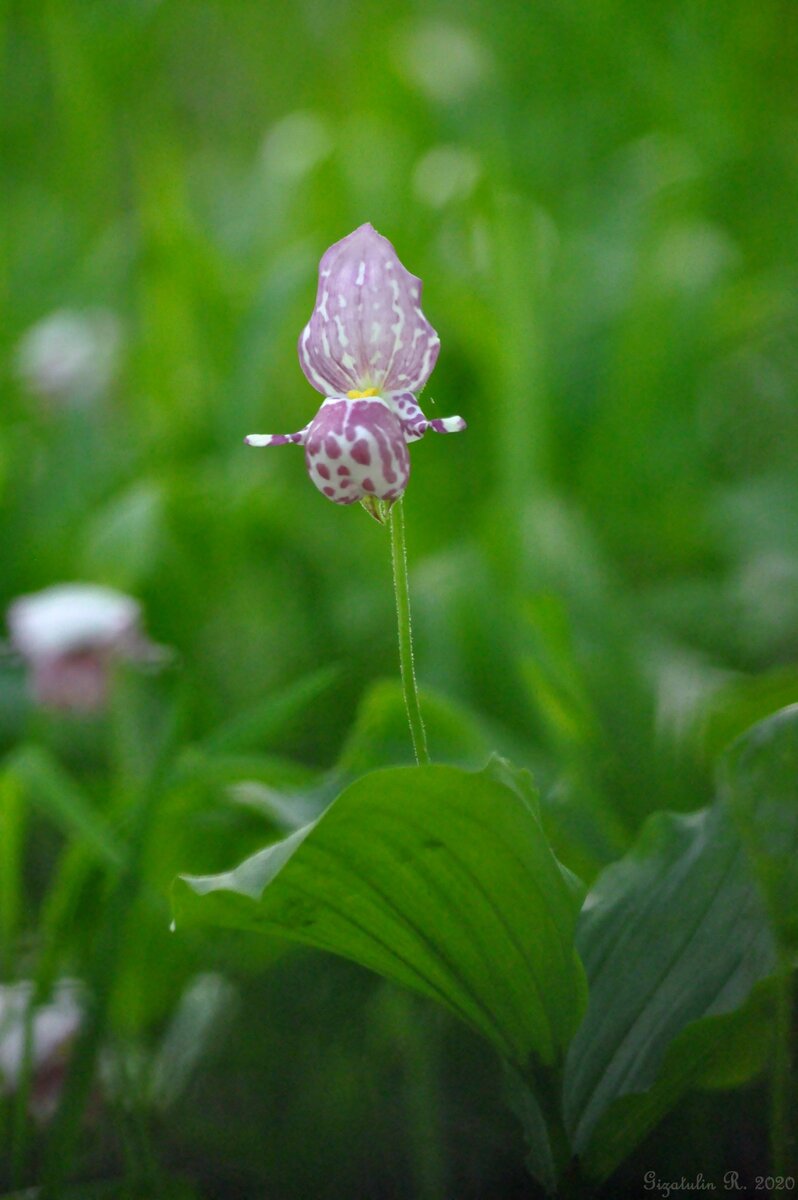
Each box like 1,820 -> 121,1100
261,111 -> 333,182
149,973 -> 238,1110
7,583 -> 159,713
393,20 -> 491,104
650,643 -> 731,748
0,980 -> 83,1124
652,222 -> 738,293
15,308 -> 122,404
736,551 -> 798,653
412,145 -> 480,208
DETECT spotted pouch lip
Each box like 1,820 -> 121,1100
304,397 -> 410,504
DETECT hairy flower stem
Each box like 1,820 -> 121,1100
389,499 -> 430,766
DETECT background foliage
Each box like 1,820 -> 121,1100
1,1 -> 797,1196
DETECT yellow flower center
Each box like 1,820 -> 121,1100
347,388 -> 379,399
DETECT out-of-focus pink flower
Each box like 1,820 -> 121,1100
7,583 -> 157,713
246,224 -> 465,510
0,980 -> 83,1124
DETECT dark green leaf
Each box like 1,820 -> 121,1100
502,1062 -> 558,1195
174,760 -> 587,1070
563,800 -> 777,1179
721,704 -> 798,953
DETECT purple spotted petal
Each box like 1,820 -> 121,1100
304,397 -> 410,504
298,224 -> 440,397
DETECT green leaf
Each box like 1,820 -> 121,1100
563,800 -> 777,1179
721,703 -> 798,953
174,760 -> 587,1070
704,668 -> 798,759
338,679 -> 493,772
502,1062 -> 558,1195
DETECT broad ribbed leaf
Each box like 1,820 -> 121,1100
563,800 -> 777,1179
174,760 -> 587,1069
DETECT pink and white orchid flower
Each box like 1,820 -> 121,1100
246,224 -> 465,508
8,583 -> 157,714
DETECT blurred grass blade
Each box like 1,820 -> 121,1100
228,781 -> 317,831
175,759 -> 587,1070
0,770 -> 26,972
171,750 -> 318,795
563,795 -> 778,1179
40,763 -> 170,1193
202,665 -> 339,754
7,745 -> 122,866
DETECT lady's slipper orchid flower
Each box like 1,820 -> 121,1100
7,583 -> 159,713
246,223 -> 465,509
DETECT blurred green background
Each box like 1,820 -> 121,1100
1,1 -> 797,1196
